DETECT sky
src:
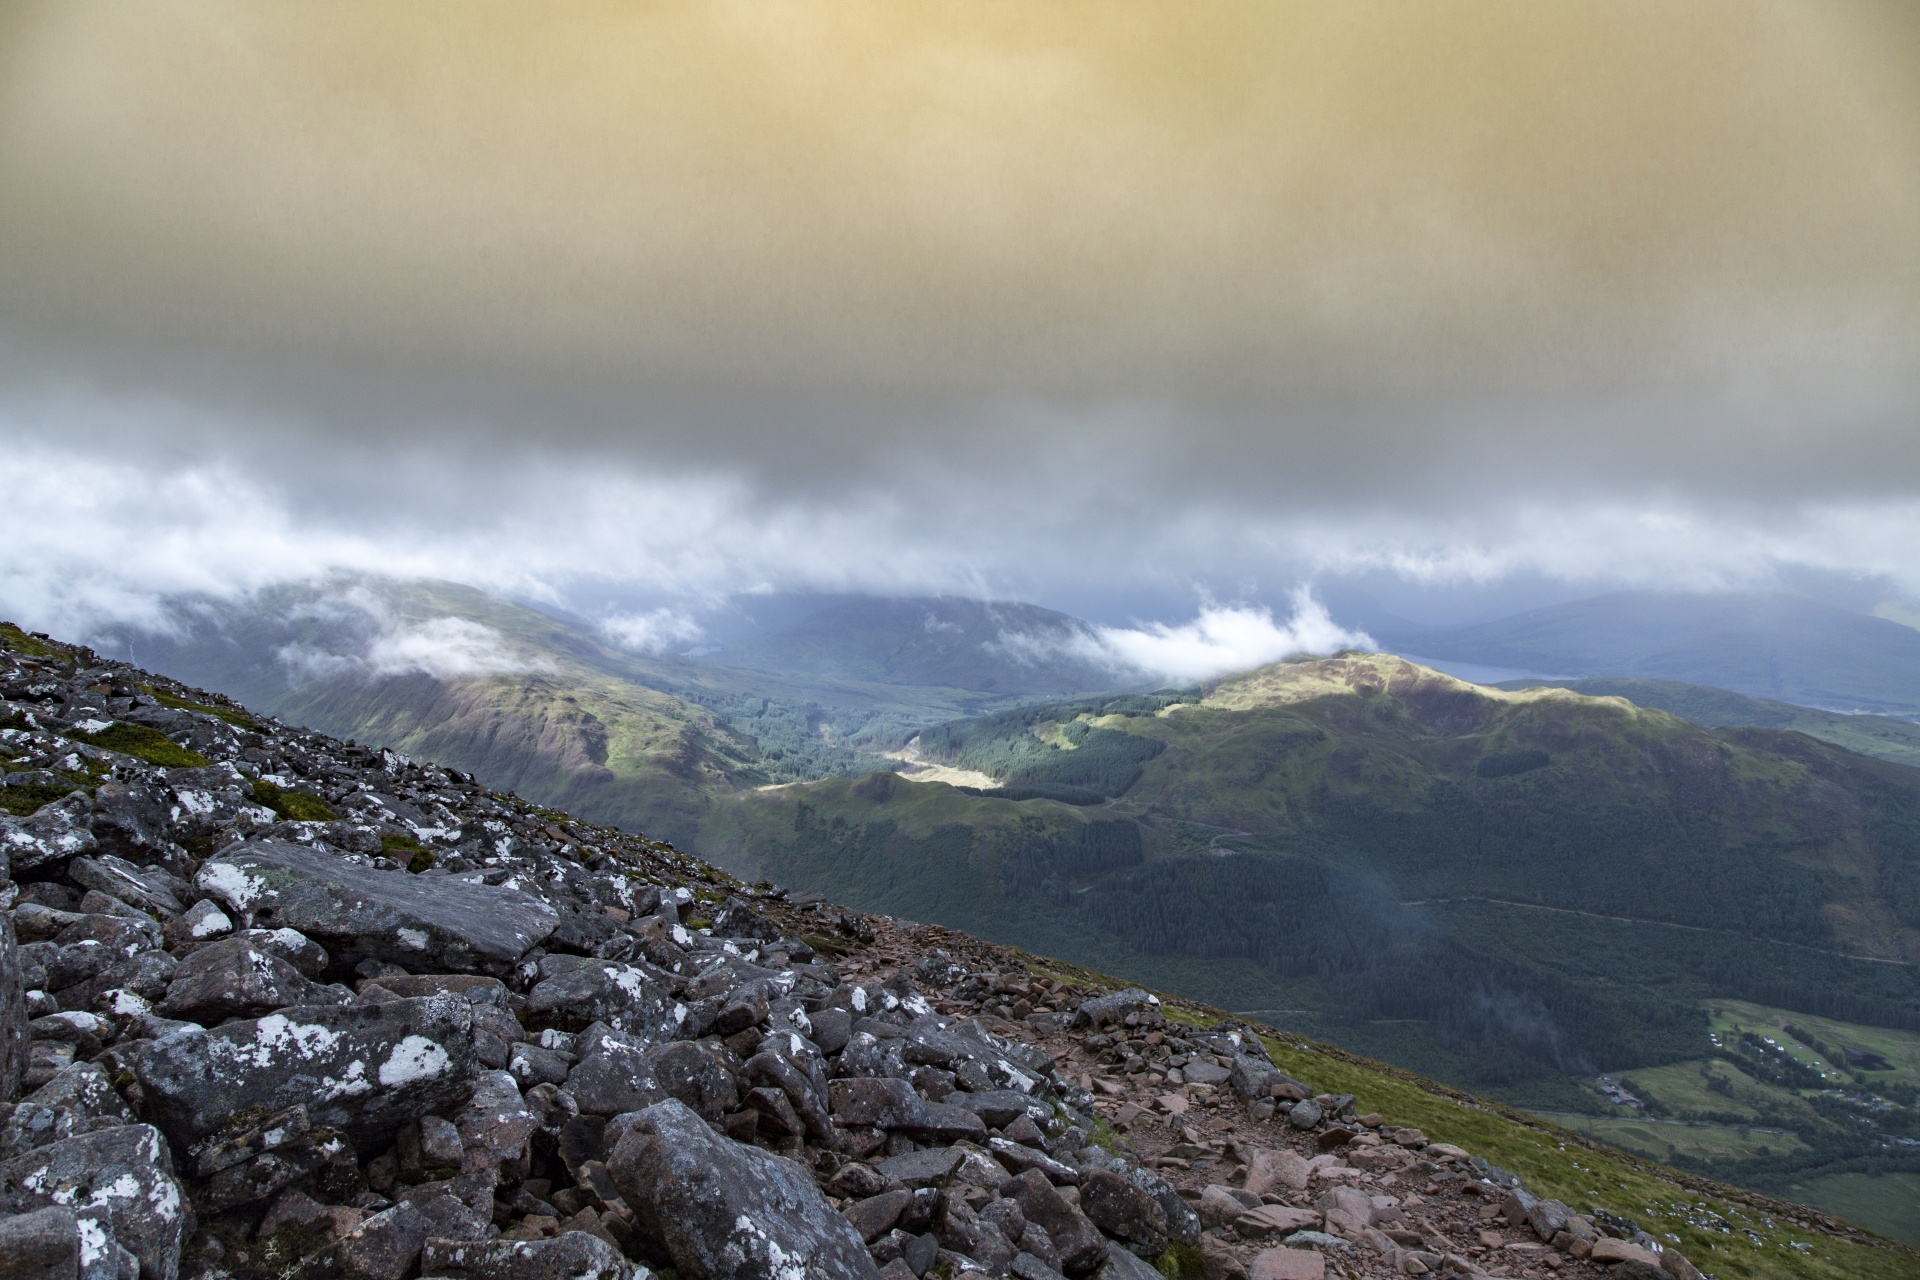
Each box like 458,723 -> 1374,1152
2,1 -> 1917,671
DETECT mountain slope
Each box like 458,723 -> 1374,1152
698,593 -> 1123,694
700,654 -> 1920,1215
1394,591 -> 1920,715
5,620 -> 1911,1275
1494,676 -> 1920,769
100,578 -> 1129,847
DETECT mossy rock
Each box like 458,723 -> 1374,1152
251,778 -> 337,822
74,722 -> 210,768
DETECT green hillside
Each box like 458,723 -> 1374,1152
1494,676 -> 1920,770
698,654 -> 1920,1234
104,578 -> 1099,847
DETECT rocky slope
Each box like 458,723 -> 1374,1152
0,621 -> 1908,1280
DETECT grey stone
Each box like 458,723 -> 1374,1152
155,936 -> 329,1024
1287,1098 -> 1322,1129
67,856 -> 183,918
525,955 -> 681,1037
950,1089 -> 1049,1130
875,1145 -> 966,1188
1,794 -> 98,872
1005,1169 -> 1108,1274
1095,1248 -> 1166,1280
845,1189 -> 913,1241
195,842 -> 558,976
0,1062 -> 134,1157
0,1125 -> 188,1280
1,910 -> 26,1102
137,994 -> 475,1145
419,1231 -> 638,1279
299,1193 -> 490,1280
608,1097 -> 881,1279
1069,989 -> 1156,1031
454,1070 -> 538,1182
1078,1169 -> 1168,1258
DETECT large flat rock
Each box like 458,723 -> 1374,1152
137,994 -> 476,1145
195,842 -> 558,975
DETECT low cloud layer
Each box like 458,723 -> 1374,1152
1026,593 -> 1375,685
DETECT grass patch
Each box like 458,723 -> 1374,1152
381,832 -> 434,872
251,779 -> 337,822
1553,1115 -> 1810,1163
73,722 -> 210,768
0,622 -> 58,658
141,684 -> 262,731
0,781 -> 86,816
1787,1172 -> 1920,1248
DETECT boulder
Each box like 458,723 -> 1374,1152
419,1231 -> 637,1279
1248,1249 -> 1324,1280
1,794 -> 97,872
137,994 -> 475,1145
1070,988 -> 1157,1031
608,1097 -> 880,1278
1078,1168 -> 1168,1257
0,1124 -> 188,1280
155,936 -> 330,1024
299,1192 -> 490,1280
1243,1147 -> 1310,1197
0,911 -> 25,1101
194,842 -> 557,976
454,1071 -> 539,1182
525,955 -> 682,1037
0,1204 -> 99,1280
1005,1169 -> 1108,1275
1,1061 -> 134,1156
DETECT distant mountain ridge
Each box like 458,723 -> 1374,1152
1389,590 -> 1920,715
694,593 -> 1122,694
1495,676 -> 1920,770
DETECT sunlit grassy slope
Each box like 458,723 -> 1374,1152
1497,677 -> 1920,770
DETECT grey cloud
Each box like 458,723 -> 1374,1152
0,2 -> 1915,631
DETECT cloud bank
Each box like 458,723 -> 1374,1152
0,3 -> 1914,638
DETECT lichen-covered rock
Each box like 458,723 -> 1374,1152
1004,1169 -> 1108,1275
608,1097 -> 881,1279
194,843 -> 558,976
0,1124 -> 188,1280
154,936 -> 332,1024
136,994 -> 475,1145
524,955 -> 682,1037
1077,1169 -> 1168,1258
0,1061 -> 134,1156
0,909 -> 26,1102
420,1231 -> 641,1279
299,1192 -> 490,1280
2,793 -> 97,872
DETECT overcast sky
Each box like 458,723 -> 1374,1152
2,1 -> 1917,651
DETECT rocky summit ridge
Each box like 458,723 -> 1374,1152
0,621 -> 1892,1280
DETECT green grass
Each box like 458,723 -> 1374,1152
72,722 -> 210,768
1786,1173 -> 1920,1248
0,622 -> 58,658
1622,1058 -> 1817,1125
251,779 -> 336,822
0,780 -> 88,816
141,684 -> 263,731
1551,1115 -> 1810,1163
1707,1000 -> 1920,1091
